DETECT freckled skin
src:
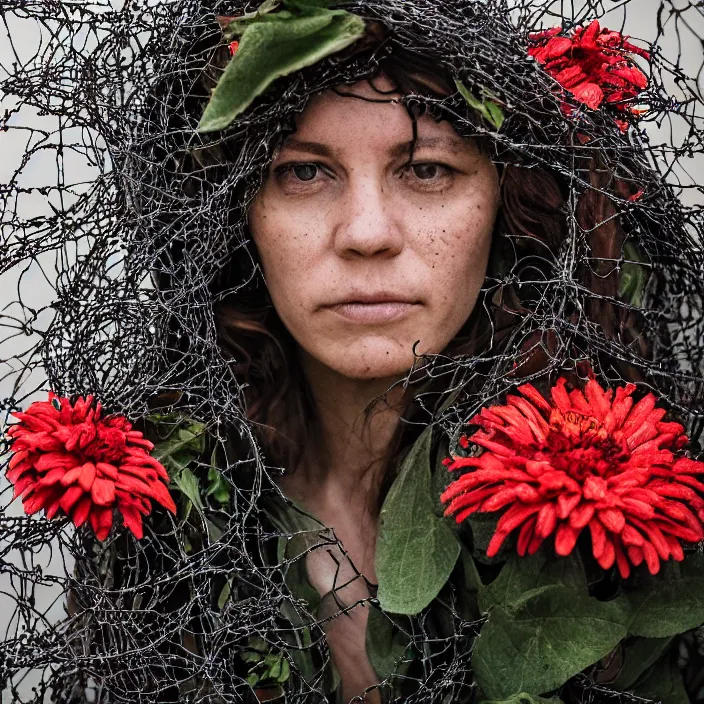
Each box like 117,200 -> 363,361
248,74 -> 500,382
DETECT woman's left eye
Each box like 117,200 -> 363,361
406,162 -> 455,182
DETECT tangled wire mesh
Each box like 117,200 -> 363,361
1,0 -> 704,702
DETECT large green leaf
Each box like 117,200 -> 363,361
455,546 -> 483,620
375,426 -> 461,615
627,557 -> 704,638
631,650 -> 688,704
473,584 -> 629,699
365,604 -> 413,680
610,636 -> 673,690
148,416 -> 206,465
479,550 -> 587,613
147,415 -> 209,520
199,6 -> 365,132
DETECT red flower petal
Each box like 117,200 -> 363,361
121,502 -> 145,540
5,392 -> 177,541
91,477 -> 116,506
569,502 -> 595,529
517,516 -> 537,556
555,522 -> 580,555
487,530 -> 510,558
557,493 -> 582,519
59,485 -> 84,514
614,540 -> 631,579
38,467 -> 66,487
598,508 -> 626,533
536,502 -> 557,538
642,541 -> 661,574
572,82 -> 605,109
77,462 -> 97,492
528,20 -> 650,127
72,495 -> 93,527
596,538 -> 616,569
517,384 -> 552,414
442,375 -> 704,576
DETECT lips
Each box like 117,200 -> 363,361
326,291 -> 420,306
327,301 -> 419,323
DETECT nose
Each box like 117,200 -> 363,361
332,172 -> 405,259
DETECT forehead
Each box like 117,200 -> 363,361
278,76 -> 471,158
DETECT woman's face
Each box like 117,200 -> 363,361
248,74 -> 500,382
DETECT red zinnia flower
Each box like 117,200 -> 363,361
440,378 -> 704,578
528,20 -> 650,131
5,391 -> 177,540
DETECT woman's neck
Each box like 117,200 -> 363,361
285,350 -> 411,511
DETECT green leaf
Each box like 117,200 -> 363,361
479,550 -> 587,613
455,79 -> 505,131
467,512 -> 506,564
206,465 -> 231,504
611,636 -> 674,690
198,7 -> 366,132
234,0 -> 281,24
376,426 -> 461,615
171,466 -> 205,517
454,546 -> 483,621
618,241 -> 649,307
278,617 -> 316,684
632,649 -> 687,704
147,414 -> 212,521
459,546 -> 483,593
276,657 -> 290,683
218,576 -> 234,610
473,584 -> 629,699
149,415 -> 206,468
480,694 -> 564,704
484,99 -> 506,130
267,656 -> 282,680
206,516 -> 225,542
627,566 -> 704,638
261,494 -> 329,613
455,79 -> 485,111
365,604 -> 413,680
431,431 -> 456,517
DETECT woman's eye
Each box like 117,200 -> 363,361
274,162 -> 324,183
407,163 -> 454,181
272,161 -> 455,188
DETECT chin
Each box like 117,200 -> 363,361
321,340 -> 424,381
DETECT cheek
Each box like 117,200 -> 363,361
424,195 -> 496,282
248,197 -> 321,313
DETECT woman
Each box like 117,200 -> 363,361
199,2 -> 704,701
2,0 -> 704,703
238,68 -> 499,699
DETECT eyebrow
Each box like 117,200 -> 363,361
278,135 -> 469,159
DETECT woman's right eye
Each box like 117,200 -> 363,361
273,162 -> 325,183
